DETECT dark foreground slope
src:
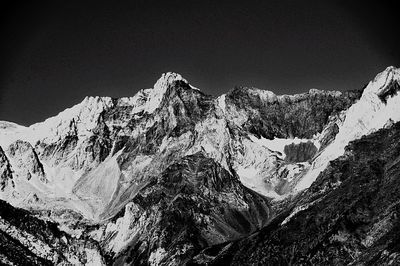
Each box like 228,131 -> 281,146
200,121 -> 400,266
0,200 -> 104,265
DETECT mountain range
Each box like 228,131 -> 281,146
0,66 -> 400,265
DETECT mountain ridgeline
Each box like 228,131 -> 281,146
0,67 -> 400,265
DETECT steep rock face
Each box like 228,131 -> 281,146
102,153 -> 270,266
0,147 -> 13,191
224,87 -> 362,139
7,140 -> 46,182
206,121 -> 400,266
284,141 -> 318,163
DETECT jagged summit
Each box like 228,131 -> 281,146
154,72 -> 188,89
364,66 -> 400,103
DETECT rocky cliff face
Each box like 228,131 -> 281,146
224,87 -> 362,139
0,67 -> 399,265
0,147 -> 13,191
7,140 -> 46,182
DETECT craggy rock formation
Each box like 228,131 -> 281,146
205,121 -> 400,266
7,140 -> 46,182
225,87 -> 362,139
0,147 -> 13,191
284,141 -> 318,162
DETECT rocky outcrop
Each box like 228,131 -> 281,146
0,147 -> 13,191
284,141 -> 317,162
7,140 -> 46,182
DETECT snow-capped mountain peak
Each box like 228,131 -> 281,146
154,72 -> 188,90
364,66 -> 400,102
140,72 -> 188,113
27,96 -> 113,144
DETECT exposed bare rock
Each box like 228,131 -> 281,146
0,147 -> 13,191
224,86 -> 362,139
284,141 -> 318,163
7,140 -> 46,182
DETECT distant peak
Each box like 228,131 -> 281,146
384,65 -> 398,73
154,72 -> 188,90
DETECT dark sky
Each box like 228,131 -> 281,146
0,0 -> 399,126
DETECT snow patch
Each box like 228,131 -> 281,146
281,204 -> 311,225
236,165 -> 283,199
149,247 -> 167,266
217,94 -> 226,113
249,135 -> 320,158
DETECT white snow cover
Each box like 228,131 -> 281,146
149,248 -> 167,266
129,72 -> 189,115
0,72 -> 188,147
295,66 -> 400,191
0,96 -> 114,147
249,135 -> 320,158
281,204 -> 311,225
0,121 -> 29,148
30,96 -> 114,143
217,94 -> 226,113
104,202 -> 143,253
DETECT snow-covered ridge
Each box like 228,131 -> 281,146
28,96 -> 114,144
28,73 -> 190,142
243,87 -> 343,103
127,72 -> 193,115
0,72 -> 193,147
250,135 -> 320,156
